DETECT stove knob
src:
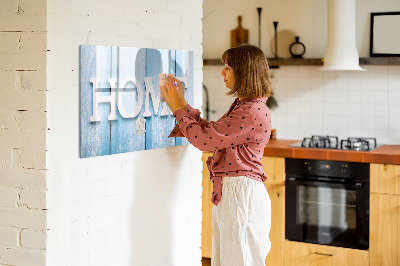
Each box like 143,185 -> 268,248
340,164 -> 347,174
305,162 -> 312,171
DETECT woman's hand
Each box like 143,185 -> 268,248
161,75 -> 187,113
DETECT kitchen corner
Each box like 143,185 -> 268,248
202,140 -> 400,265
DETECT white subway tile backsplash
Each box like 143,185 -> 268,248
348,103 -> 362,116
361,104 -> 375,116
298,67 -> 311,78
310,77 -> 324,90
361,129 -> 375,138
375,104 -> 389,117
349,128 -> 362,137
311,114 -> 324,127
323,115 -> 336,129
323,87 -> 336,103
389,117 -> 400,131
348,71 -> 362,90
388,131 -> 400,143
374,65 -> 388,77
374,77 -> 388,91
336,103 -> 349,116
285,66 -> 298,77
298,77 -> 311,89
348,90 -> 362,103
374,90 -> 388,104
204,65 -> 400,144
323,103 -> 336,115
336,116 -> 348,129
375,117 -> 389,130
388,75 -> 400,91
362,90 -> 375,104
362,116 -> 375,130
286,77 -> 299,89
335,73 -> 349,90
348,116 -> 362,129
388,65 -> 400,76
310,66 -> 323,77
374,130 -> 389,144
389,104 -> 400,117
388,91 -> 400,104
336,90 -> 349,103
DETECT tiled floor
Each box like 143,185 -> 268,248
202,257 -> 211,266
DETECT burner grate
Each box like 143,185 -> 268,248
301,135 -> 339,149
340,137 -> 377,151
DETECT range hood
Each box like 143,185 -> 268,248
320,0 -> 365,71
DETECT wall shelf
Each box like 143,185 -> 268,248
203,57 -> 400,67
359,57 -> 400,65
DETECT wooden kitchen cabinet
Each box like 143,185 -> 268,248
370,163 -> 400,266
284,241 -> 369,266
202,152 -> 213,258
261,156 -> 285,186
261,156 -> 285,266
370,163 -> 400,195
201,154 -> 286,266
264,184 -> 285,266
370,193 -> 400,266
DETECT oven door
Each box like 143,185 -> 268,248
285,177 -> 369,250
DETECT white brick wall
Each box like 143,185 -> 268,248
46,1 -> 203,266
0,0 -> 48,265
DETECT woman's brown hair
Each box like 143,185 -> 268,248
221,44 -> 273,99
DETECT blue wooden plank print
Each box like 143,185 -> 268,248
175,50 -> 194,146
111,47 -> 146,154
144,48 -> 175,150
79,45 -> 194,158
80,45 -> 112,158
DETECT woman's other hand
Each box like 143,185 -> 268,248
161,75 -> 186,113
168,75 -> 187,108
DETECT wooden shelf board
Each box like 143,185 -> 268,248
203,57 -> 400,67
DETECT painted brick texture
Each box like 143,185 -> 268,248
46,0 -> 204,265
0,0 -> 48,265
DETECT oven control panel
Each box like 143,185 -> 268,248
286,158 -> 369,180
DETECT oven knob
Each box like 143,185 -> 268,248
340,164 -> 347,174
305,162 -> 312,171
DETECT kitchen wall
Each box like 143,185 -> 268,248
0,0 -> 48,265
46,0 -> 203,265
203,0 -> 400,144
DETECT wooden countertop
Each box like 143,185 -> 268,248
263,139 -> 400,165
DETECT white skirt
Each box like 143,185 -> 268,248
212,176 -> 271,266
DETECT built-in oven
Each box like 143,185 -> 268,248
285,158 -> 369,250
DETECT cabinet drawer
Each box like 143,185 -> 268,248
284,241 -> 369,266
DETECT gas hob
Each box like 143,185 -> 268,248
289,135 -> 383,151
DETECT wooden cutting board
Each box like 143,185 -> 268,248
231,16 -> 249,48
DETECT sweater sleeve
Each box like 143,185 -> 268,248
171,106 -> 257,152
168,104 -> 210,138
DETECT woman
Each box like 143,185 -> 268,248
162,44 -> 273,266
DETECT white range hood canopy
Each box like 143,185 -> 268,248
320,0 -> 365,71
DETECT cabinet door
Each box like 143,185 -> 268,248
370,193 -> 400,266
370,163 -> 400,195
261,156 -> 285,185
202,152 -> 213,258
284,241 -> 369,266
264,185 -> 284,266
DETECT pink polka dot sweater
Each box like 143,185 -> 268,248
168,97 -> 272,206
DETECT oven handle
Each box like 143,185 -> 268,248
286,177 -> 364,189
